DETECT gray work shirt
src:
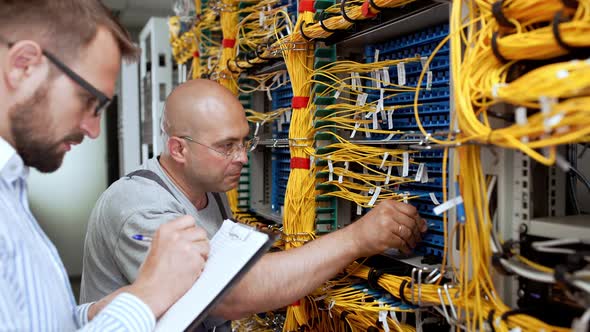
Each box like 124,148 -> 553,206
80,157 -> 231,331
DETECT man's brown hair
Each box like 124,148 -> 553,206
0,0 -> 139,63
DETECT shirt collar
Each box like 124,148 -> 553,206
0,136 -> 27,183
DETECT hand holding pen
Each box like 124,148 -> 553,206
127,216 -> 210,318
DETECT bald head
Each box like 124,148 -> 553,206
162,79 -> 245,138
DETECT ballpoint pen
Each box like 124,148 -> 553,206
132,234 -> 152,242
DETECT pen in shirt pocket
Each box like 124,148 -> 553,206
132,234 -> 152,242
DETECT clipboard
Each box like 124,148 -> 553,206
154,219 -> 278,332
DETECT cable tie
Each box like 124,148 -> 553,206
340,0 -> 361,23
491,32 -> 508,63
299,0 -> 316,13
222,38 -> 236,48
292,96 -> 310,108
291,157 -> 311,169
492,0 -> 516,28
487,309 -> 497,332
319,10 -> 338,33
362,0 -> 378,18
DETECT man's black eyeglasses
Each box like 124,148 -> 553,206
2,39 -> 111,117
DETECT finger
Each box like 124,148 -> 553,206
420,218 -> 428,233
168,215 -> 196,230
183,227 -> 209,242
388,201 -> 418,219
390,227 -> 414,253
393,213 -> 421,241
397,224 -> 417,248
193,242 -> 210,260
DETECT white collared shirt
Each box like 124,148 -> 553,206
0,137 -> 155,331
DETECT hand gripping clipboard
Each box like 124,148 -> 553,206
155,219 -> 279,332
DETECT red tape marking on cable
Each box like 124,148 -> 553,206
291,157 -> 311,169
222,39 -> 236,48
193,51 -> 200,58
292,96 -> 310,108
299,0 -> 316,13
362,1 -> 378,18
292,300 -> 301,306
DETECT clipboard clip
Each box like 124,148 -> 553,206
228,221 -> 256,241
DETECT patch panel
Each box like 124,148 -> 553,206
360,23 -> 450,261
365,24 -> 449,58
271,147 -> 290,213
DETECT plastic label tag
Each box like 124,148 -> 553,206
350,122 -> 360,138
334,85 -> 342,99
429,193 -> 441,205
382,67 -> 391,86
385,166 -> 392,185
356,93 -> 368,107
433,196 -> 463,215
414,163 -> 425,182
387,109 -> 394,129
402,152 -> 409,177
397,62 -> 406,86
380,152 -> 390,170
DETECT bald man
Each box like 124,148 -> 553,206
81,79 -> 427,331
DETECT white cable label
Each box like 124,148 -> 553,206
402,191 -> 410,204
515,106 -> 529,143
426,71 -> 433,90
373,111 -> 379,129
350,122 -> 360,138
355,73 -> 363,92
380,152 -> 390,170
420,56 -> 428,69
397,62 -> 406,86
374,49 -> 380,62
357,204 -> 363,215
382,67 -> 391,86
266,87 -> 272,101
334,85 -> 342,99
254,122 -> 260,136
544,113 -> 564,131
402,152 -> 409,177
351,73 -> 357,91
515,107 -> 527,125
364,122 -> 371,138
433,196 -> 463,215
378,307 -> 390,332
414,163 -> 425,182
375,69 -> 381,89
387,109 -> 394,129
356,93 -> 368,107
385,165 -> 392,185
429,192 -> 441,205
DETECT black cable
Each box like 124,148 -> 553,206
570,166 -> 590,194
568,144 -> 581,215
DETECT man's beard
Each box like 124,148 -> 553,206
9,85 -> 84,173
